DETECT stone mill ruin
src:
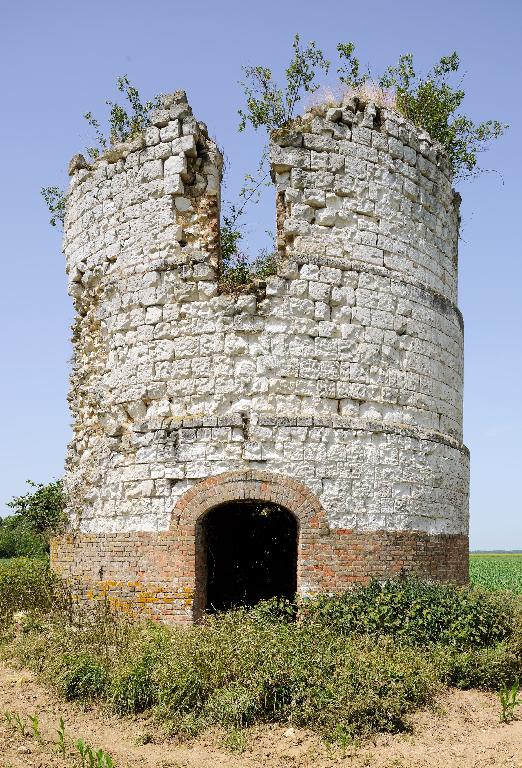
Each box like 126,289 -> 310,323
52,89 -> 470,623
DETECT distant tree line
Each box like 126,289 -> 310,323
0,480 -> 66,558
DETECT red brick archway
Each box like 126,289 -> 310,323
52,469 -> 468,625
171,470 -> 329,617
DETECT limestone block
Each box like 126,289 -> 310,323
160,121 -> 181,141
270,145 -> 311,172
302,189 -> 326,208
150,109 -> 170,127
172,135 -> 197,157
291,204 -> 315,222
139,160 -> 163,181
145,126 -> 160,146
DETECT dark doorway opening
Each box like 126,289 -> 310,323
202,501 -> 298,612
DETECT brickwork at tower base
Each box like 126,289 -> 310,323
52,530 -> 468,624
52,470 -> 469,624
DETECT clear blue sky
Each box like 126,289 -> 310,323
1,0 -> 520,549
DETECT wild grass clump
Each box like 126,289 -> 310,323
110,653 -> 158,714
0,557 -> 57,626
2,577 -> 521,744
56,653 -> 109,701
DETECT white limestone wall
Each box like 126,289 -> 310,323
272,98 -> 460,303
63,92 -> 469,537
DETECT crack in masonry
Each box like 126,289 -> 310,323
240,411 -> 250,442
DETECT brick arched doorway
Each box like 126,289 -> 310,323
171,470 -> 328,618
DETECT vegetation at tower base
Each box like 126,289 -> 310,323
1,576 -> 521,744
0,480 -> 66,558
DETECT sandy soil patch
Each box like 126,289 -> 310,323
0,662 -> 521,767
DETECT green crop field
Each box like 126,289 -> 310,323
469,553 -> 522,593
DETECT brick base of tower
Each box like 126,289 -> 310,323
51,529 -> 468,625
52,470 -> 469,624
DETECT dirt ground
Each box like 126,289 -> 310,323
0,662 -> 521,768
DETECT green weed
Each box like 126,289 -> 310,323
110,655 -> 155,714
499,679 -> 521,723
56,716 -> 66,756
224,727 -> 247,753
76,738 -> 88,767
76,739 -> 115,768
13,712 -> 26,737
28,713 -> 40,741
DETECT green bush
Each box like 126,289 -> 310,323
0,557 -> 56,626
3,577 -> 522,744
0,517 -> 47,559
1,479 -> 66,560
219,241 -> 277,290
6,479 -> 66,553
7,605 -> 438,740
301,578 -> 514,649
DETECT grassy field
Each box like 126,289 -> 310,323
469,553 -> 522,593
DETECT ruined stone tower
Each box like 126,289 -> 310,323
52,90 -> 469,622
